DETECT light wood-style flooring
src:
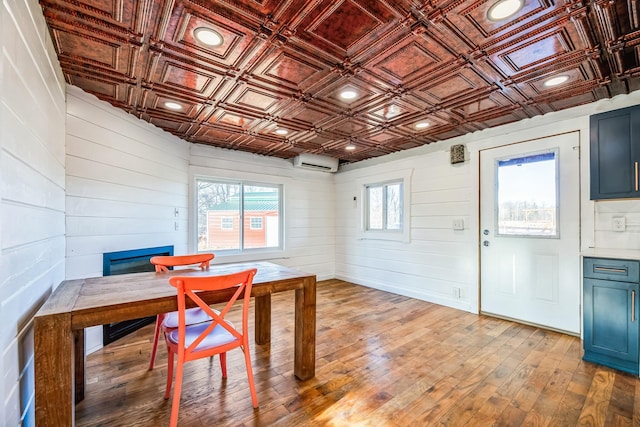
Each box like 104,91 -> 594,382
75,279 -> 640,426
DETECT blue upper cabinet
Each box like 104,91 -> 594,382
590,105 -> 640,200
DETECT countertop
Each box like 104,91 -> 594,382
582,248 -> 640,261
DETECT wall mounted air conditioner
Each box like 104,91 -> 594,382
292,153 -> 339,173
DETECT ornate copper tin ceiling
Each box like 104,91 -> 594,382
40,0 -> 640,164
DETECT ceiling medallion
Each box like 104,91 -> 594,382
487,0 -> 524,21
194,27 -> 223,46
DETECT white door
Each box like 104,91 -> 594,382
480,132 -> 580,334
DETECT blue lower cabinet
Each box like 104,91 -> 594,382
583,257 -> 640,375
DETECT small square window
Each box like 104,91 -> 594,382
221,217 -> 233,230
250,217 -> 263,230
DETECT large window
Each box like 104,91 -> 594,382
196,179 -> 282,253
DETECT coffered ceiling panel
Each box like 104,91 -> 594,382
39,0 -> 640,164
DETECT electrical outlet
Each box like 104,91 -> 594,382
613,216 -> 626,232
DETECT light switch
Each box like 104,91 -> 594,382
452,218 -> 464,230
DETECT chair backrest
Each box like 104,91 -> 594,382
150,253 -> 214,272
168,268 -> 257,355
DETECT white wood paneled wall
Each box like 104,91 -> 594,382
336,90 -> 640,315
66,86 -> 191,280
66,87 -> 336,353
335,153 -> 476,312
1,0 -> 66,423
65,87 -> 192,353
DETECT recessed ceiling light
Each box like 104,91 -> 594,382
339,89 -> 358,100
487,0 -> 524,21
544,75 -> 570,87
194,27 -> 223,47
415,121 -> 430,129
345,144 -> 356,151
164,101 -> 182,110
275,129 -> 288,135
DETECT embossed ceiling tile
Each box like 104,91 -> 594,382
294,0 -> 400,56
325,118 -> 370,135
41,0 -> 142,32
366,98 -> 419,122
443,0 -> 558,44
208,110 -> 258,130
414,67 -> 491,105
145,93 -> 202,118
50,27 -> 137,75
368,31 -> 458,85
287,105 -> 333,127
67,74 -> 122,100
547,91 -> 599,111
314,76 -> 381,109
146,58 -> 219,98
249,46 -> 333,91
451,91 -> 518,120
146,115 -> 191,133
193,125 -> 242,143
225,84 -> 284,113
499,30 -> 572,72
161,1 -> 256,67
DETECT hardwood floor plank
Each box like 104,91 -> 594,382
74,280 -> 640,426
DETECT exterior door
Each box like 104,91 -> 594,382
480,132 -> 580,334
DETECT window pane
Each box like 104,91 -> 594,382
385,183 -> 402,230
198,181 -> 240,251
368,186 -> 383,230
243,186 -> 280,249
497,151 -> 558,237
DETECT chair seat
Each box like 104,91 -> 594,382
167,320 -> 238,351
162,307 -> 216,329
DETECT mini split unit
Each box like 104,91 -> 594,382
292,153 -> 339,173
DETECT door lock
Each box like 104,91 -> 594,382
483,240 -> 490,247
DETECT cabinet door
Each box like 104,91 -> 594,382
590,105 -> 640,200
583,278 -> 639,374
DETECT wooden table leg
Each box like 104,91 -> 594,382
35,313 -> 74,426
74,329 -> 85,403
294,276 -> 316,380
255,294 -> 271,345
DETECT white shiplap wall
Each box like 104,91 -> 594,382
66,87 -> 335,353
336,90 -> 640,315
65,86 -> 192,353
1,0 -> 66,423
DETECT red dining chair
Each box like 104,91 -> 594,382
164,268 -> 259,427
148,253 -> 215,370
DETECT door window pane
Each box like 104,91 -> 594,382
497,151 -> 558,237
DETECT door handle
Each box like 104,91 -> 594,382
632,290 -> 636,323
483,240 -> 490,247
635,162 -> 638,192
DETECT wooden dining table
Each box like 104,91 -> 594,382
33,261 -> 316,427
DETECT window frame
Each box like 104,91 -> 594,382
194,177 -> 284,256
357,169 -> 412,242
